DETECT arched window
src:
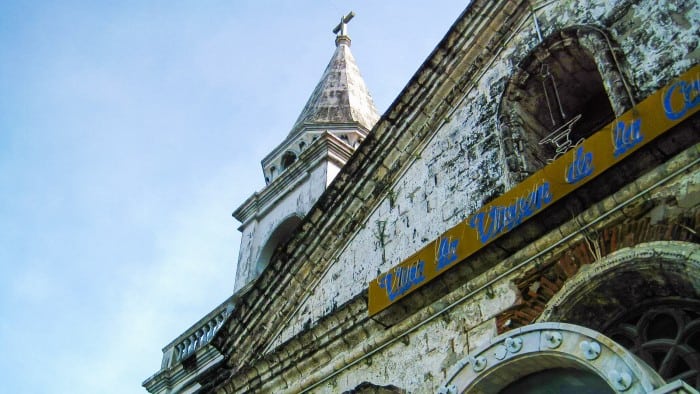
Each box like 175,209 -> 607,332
255,216 -> 303,276
605,300 -> 700,388
537,241 -> 700,389
499,27 -> 633,183
281,151 -> 297,170
444,323 -> 666,393
501,368 -> 612,394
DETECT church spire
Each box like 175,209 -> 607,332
233,12 -> 380,292
287,11 -> 379,138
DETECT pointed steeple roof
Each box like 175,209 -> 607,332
288,16 -> 379,138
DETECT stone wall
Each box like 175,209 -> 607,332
303,148 -> 700,394
217,139 -> 699,393
268,0 -> 699,350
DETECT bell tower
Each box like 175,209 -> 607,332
232,12 -> 379,292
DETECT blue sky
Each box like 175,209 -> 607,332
0,1 -> 466,393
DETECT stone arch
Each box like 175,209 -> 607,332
496,217 -> 700,334
536,241 -> 700,388
537,241 -> 700,325
255,215 -> 303,276
497,25 -> 634,185
441,322 -> 664,393
281,151 -> 298,170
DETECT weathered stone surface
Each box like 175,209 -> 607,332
468,318 -> 497,353
289,41 -> 379,136
146,1 -> 700,393
269,0 -> 700,349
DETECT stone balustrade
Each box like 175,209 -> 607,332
160,297 -> 234,370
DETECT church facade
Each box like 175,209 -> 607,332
144,1 -> 700,393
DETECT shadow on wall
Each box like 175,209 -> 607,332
256,215 -> 304,276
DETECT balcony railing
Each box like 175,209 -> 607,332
160,296 -> 235,369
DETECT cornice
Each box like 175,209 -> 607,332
261,123 -> 369,168
143,341 -> 225,393
233,132 -> 355,225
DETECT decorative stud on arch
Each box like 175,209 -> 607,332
441,322 -> 666,393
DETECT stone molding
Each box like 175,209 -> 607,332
538,241 -> 700,323
497,217 -> 700,333
233,131 -> 354,225
261,124 -> 368,183
442,322 -> 665,393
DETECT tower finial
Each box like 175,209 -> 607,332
332,11 -> 355,46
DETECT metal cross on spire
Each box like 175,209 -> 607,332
332,11 -> 355,37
